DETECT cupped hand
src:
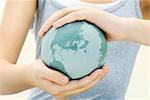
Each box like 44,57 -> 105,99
38,7 -> 125,41
25,60 -> 69,87
25,60 -> 108,100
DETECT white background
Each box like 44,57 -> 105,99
0,0 -> 149,100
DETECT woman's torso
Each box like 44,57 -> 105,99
29,0 -> 142,100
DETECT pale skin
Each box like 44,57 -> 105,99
0,0 -> 108,100
0,0 -> 149,100
39,6 -> 150,46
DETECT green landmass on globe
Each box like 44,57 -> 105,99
41,21 -> 107,80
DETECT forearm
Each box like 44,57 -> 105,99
96,10 -> 150,45
0,59 -> 32,95
95,10 -> 126,41
123,18 -> 150,46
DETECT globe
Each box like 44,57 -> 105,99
41,21 -> 107,80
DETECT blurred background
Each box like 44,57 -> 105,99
0,0 -> 149,100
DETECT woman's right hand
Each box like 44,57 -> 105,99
25,60 -> 108,99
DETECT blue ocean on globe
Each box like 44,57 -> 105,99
41,21 -> 107,79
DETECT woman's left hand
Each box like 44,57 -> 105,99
39,7 -> 125,41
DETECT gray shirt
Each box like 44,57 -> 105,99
29,0 -> 143,100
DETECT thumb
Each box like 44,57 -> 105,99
42,66 -> 69,85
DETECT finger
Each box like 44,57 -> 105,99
52,11 -> 86,28
45,66 -> 108,97
38,78 -> 53,93
49,67 -> 105,93
41,65 -> 69,85
38,7 -> 84,37
39,79 -> 62,96
73,66 -> 108,93
59,66 -> 109,97
63,68 -> 102,90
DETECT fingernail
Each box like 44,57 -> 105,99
38,31 -> 44,37
52,23 -> 60,29
60,77 -> 68,84
52,25 -> 58,29
93,69 -> 102,77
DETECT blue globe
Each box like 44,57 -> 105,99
41,21 -> 107,80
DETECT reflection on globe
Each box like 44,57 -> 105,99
41,21 -> 107,80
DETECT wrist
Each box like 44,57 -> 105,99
96,10 -> 127,41
116,17 -> 129,41
0,60 -> 34,94
119,17 -> 136,41
16,64 -> 35,89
